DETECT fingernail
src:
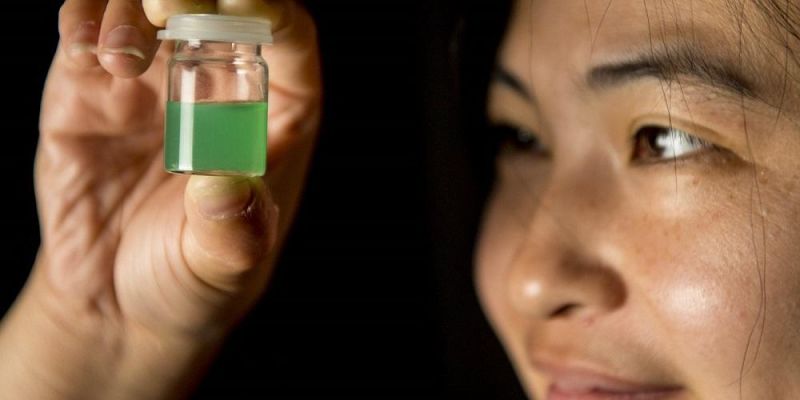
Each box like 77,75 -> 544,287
68,21 -> 99,60
101,25 -> 147,60
189,177 -> 255,219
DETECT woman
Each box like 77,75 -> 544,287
466,1 -> 800,398
3,1 -> 800,399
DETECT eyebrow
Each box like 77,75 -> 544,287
589,46 -> 756,97
494,67 -> 534,101
493,45 -> 759,102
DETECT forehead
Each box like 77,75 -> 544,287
497,0 -> 796,105
500,0 -> 764,71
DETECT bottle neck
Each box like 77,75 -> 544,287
174,40 -> 262,62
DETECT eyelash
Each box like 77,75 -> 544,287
491,123 -> 719,163
492,124 -> 548,156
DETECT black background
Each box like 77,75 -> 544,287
0,1 -> 525,398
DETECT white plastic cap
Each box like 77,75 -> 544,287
157,14 -> 273,44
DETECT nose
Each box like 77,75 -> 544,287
507,195 -> 626,322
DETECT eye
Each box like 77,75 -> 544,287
491,124 -> 548,156
632,125 -> 715,162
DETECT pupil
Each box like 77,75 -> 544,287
516,129 -> 536,147
645,127 -> 667,156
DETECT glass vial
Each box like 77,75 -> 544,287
157,14 -> 272,177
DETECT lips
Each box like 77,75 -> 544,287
548,384 -> 681,400
534,360 -> 683,400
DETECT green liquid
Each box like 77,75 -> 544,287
165,101 -> 268,176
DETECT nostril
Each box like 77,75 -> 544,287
549,303 -> 579,318
506,246 -> 628,321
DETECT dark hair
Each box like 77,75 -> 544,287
422,0 -> 520,397
454,0 -> 515,192
721,1 -> 800,397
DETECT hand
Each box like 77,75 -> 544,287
0,1 -> 320,398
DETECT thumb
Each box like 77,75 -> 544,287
182,176 -> 279,294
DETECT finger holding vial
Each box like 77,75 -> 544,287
96,0 -> 162,77
141,1 -> 289,30
58,0 -> 215,75
217,0 -> 290,30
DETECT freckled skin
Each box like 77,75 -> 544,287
476,1 -> 800,399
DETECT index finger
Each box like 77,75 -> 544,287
218,0 -> 322,100
57,0 -> 217,76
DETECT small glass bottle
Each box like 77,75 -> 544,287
157,14 -> 272,176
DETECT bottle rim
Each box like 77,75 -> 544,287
157,14 -> 273,45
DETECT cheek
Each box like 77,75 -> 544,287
639,226 -> 754,363
475,170 -> 545,349
475,182 -> 546,395
475,186 -> 524,331
657,277 -> 726,330
476,159 -> 549,322
631,169 -> 800,389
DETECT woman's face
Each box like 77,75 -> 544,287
476,1 -> 800,399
